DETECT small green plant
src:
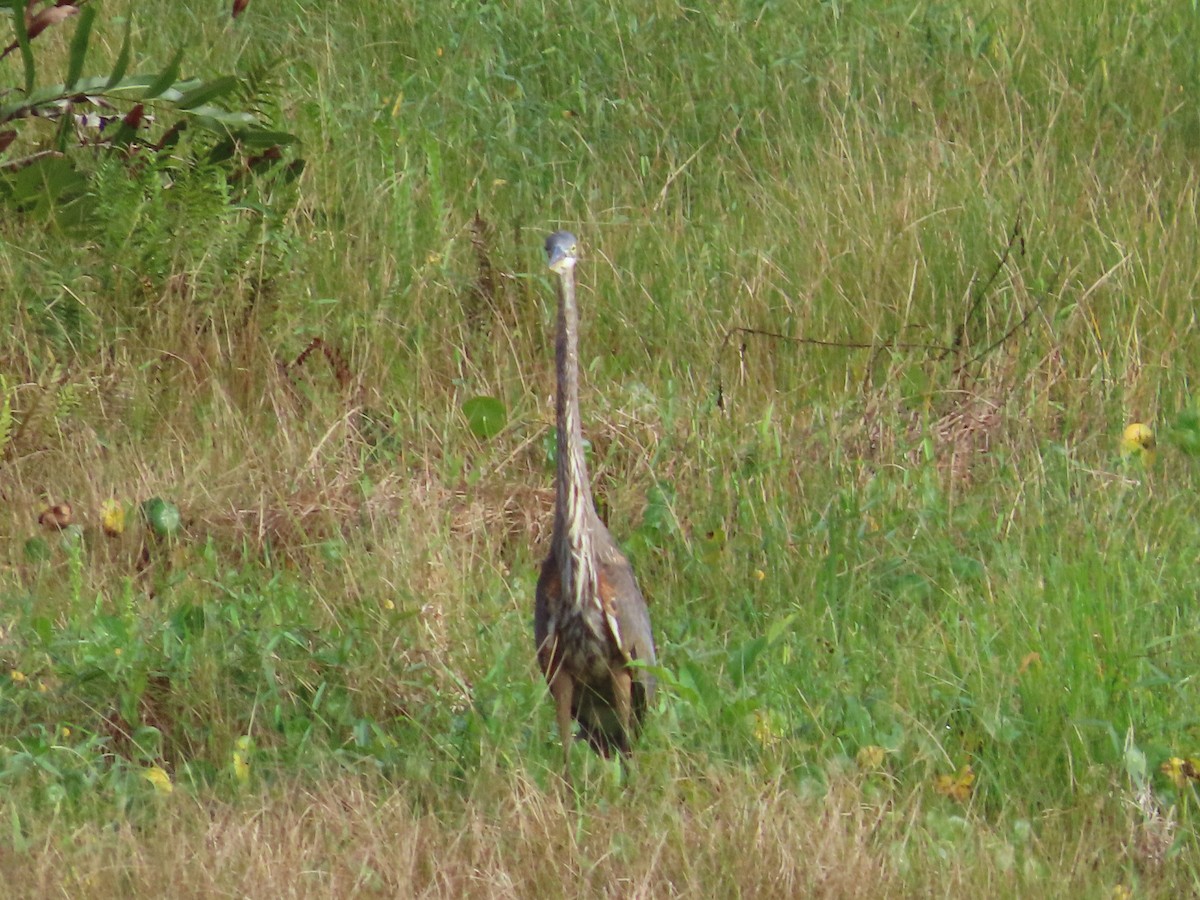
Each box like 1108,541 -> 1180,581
461,395 -> 507,440
0,1 -> 302,213
139,497 -> 181,539
1169,406 -> 1200,457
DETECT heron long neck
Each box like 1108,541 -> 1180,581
553,266 -> 598,613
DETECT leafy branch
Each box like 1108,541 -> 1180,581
0,0 -> 299,182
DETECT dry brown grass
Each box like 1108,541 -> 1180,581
0,770 -> 1180,899
0,776 -> 897,898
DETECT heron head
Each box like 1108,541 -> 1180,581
545,231 -> 579,275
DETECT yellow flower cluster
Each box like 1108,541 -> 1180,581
934,765 -> 975,803
1160,756 -> 1200,789
856,745 -> 886,770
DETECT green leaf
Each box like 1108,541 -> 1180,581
140,497 -> 182,538
22,537 -> 51,563
206,138 -> 236,165
765,613 -> 797,647
143,47 -> 185,100
176,76 -> 239,110
187,108 -> 260,130
1170,407 -> 1200,457
31,616 -> 53,645
7,156 -> 86,209
675,660 -> 720,711
105,15 -> 133,89
0,76 -> 140,123
9,805 -> 27,854
1124,742 -> 1148,789
641,481 -> 676,536
8,0 -> 35,95
192,126 -> 297,148
58,524 -> 84,550
281,157 -> 306,183
65,5 -> 97,90
169,603 -> 206,638
949,555 -> 985,582
229,128 -> 299,148
727,636 -> 767,688
462,396 -> 507,440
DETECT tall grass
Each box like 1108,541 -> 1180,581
2,0 -> 1200,894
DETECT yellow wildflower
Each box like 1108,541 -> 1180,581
752,709 -> 784,748
100,499 -> 125,537
1160,756 -> 1200,789
856,745 -> 886,770
232,735 -> 253,785
143,765 -> 173,795
934,765 -> 975,803
1120,423 -> 1156,466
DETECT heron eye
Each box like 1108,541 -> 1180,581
570,244 -> 578,254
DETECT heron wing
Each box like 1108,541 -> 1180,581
597,552 -> 657,700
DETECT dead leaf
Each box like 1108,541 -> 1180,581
122,104 -> 145,130
26,4 -> 79,41
38,502 -> 73,530
0,2 -> 79,60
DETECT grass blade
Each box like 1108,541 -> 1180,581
64,4 -> 96,90
8,0 -> 35,95
142,47 -> 184,100
104,14 -> 132,89
176,76 -> 239,110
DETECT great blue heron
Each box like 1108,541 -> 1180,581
534,230 -> 657,786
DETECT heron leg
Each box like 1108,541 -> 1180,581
548,666 -> 575,790
611,666 -> 633,754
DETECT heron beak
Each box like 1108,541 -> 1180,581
547,248 -> 577,274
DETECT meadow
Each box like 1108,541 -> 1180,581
2,0 -> 1200,895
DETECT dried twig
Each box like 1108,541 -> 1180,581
714,210 -> 1055,409
714,327 -> 954,410
953,258 -> 1065,376
942,209 -> 1026,359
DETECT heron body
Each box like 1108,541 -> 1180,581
535,231 -> 657,780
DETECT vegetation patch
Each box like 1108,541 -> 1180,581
2,0 -> 1200,895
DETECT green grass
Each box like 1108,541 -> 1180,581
2,0 -> 1200,894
